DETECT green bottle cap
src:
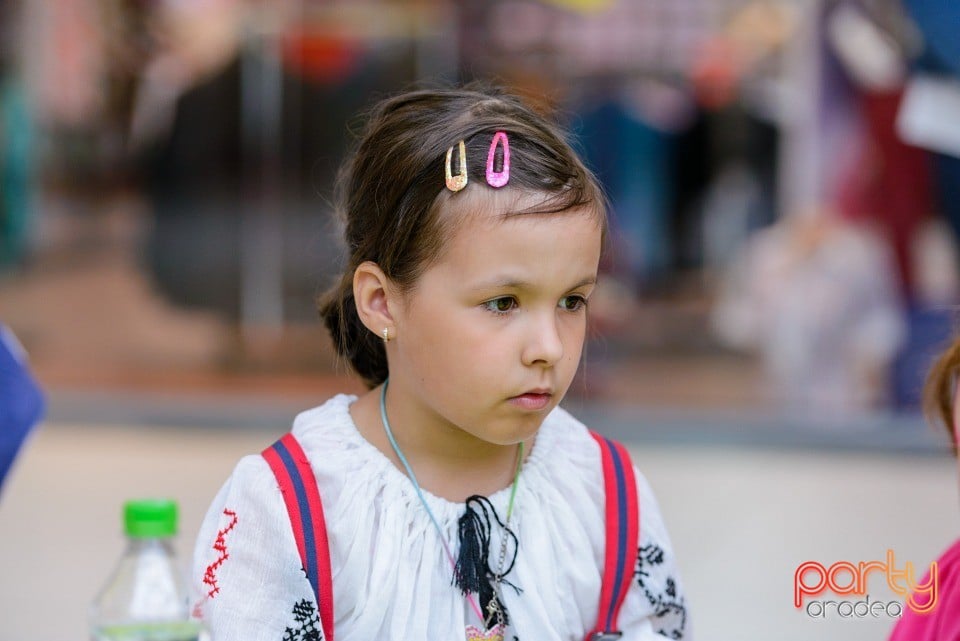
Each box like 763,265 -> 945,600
123,499 -> 178,538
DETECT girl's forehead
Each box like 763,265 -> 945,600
440,186 -> 546,222
426,188 -> 602,280
437,186 -> 602,236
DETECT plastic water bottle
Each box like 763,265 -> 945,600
90,499 -> 206,641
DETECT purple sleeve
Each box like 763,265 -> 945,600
0,325 -> 44,488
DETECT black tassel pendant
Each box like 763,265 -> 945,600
453,495 -> 520,626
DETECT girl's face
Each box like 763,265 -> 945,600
388,191 -> 603,447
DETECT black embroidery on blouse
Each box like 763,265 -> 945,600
282,599 -> 322,641
635,544 -> 687,639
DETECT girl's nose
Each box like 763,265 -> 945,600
522,311 -> 564,367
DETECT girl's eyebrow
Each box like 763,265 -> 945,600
471,275 -> 597,291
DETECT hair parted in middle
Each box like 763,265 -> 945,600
318,83 -> 608,389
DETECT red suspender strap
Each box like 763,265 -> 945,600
262,433 -> 335,641
586,431 -> 640,641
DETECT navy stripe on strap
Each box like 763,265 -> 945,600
607,437 -> 630,630
273,439 -> 320,599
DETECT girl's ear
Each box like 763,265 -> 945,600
353,261 -> 398,336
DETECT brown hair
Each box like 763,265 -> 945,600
318,83 -> 607,388
924,337 -> 960,454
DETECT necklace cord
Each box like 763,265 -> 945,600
379,378 -> 523,629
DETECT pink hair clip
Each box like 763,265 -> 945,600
445,140 -> 468,192
485,131 -> 510,188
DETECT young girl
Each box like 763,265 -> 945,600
888,338 -> 960,640
192,85 -> 690,641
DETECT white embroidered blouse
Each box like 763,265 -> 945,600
192,394 -> 690,641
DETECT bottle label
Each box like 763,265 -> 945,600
93,621 -> 205,641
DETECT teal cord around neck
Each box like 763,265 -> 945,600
378,377 -> 523,623
379,378 -> 452,551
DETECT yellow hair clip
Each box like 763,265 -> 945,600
445,140 -> 468,192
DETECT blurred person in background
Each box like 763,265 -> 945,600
897,0 -> 960,261
712,208 -> 906,415
888,0 -> 960,410
0,323 -> 44,493
136,0 -> 417,320
887,334 -> 960,639
700,1 -> 911,415
825,0 -> 932,303
703,0 -> 960,415
820,0 -> 960,411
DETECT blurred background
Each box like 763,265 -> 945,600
2,0 -> 960,639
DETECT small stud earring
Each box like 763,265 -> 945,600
383,327 -> 391,342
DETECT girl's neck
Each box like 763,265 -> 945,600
349,384 -> 530,503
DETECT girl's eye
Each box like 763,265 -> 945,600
484,297 -> 518,315
560,295 -> 587,312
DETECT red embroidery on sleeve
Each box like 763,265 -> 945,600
203,509 -> 238,599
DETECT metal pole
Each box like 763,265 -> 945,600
240,11 -> 284,352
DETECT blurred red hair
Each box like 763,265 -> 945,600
924,338 -> 960,454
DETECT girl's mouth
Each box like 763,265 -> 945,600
508,393 -> 552,410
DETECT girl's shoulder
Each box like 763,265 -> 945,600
289,393 -> 361,447
286,393 -> 375,478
